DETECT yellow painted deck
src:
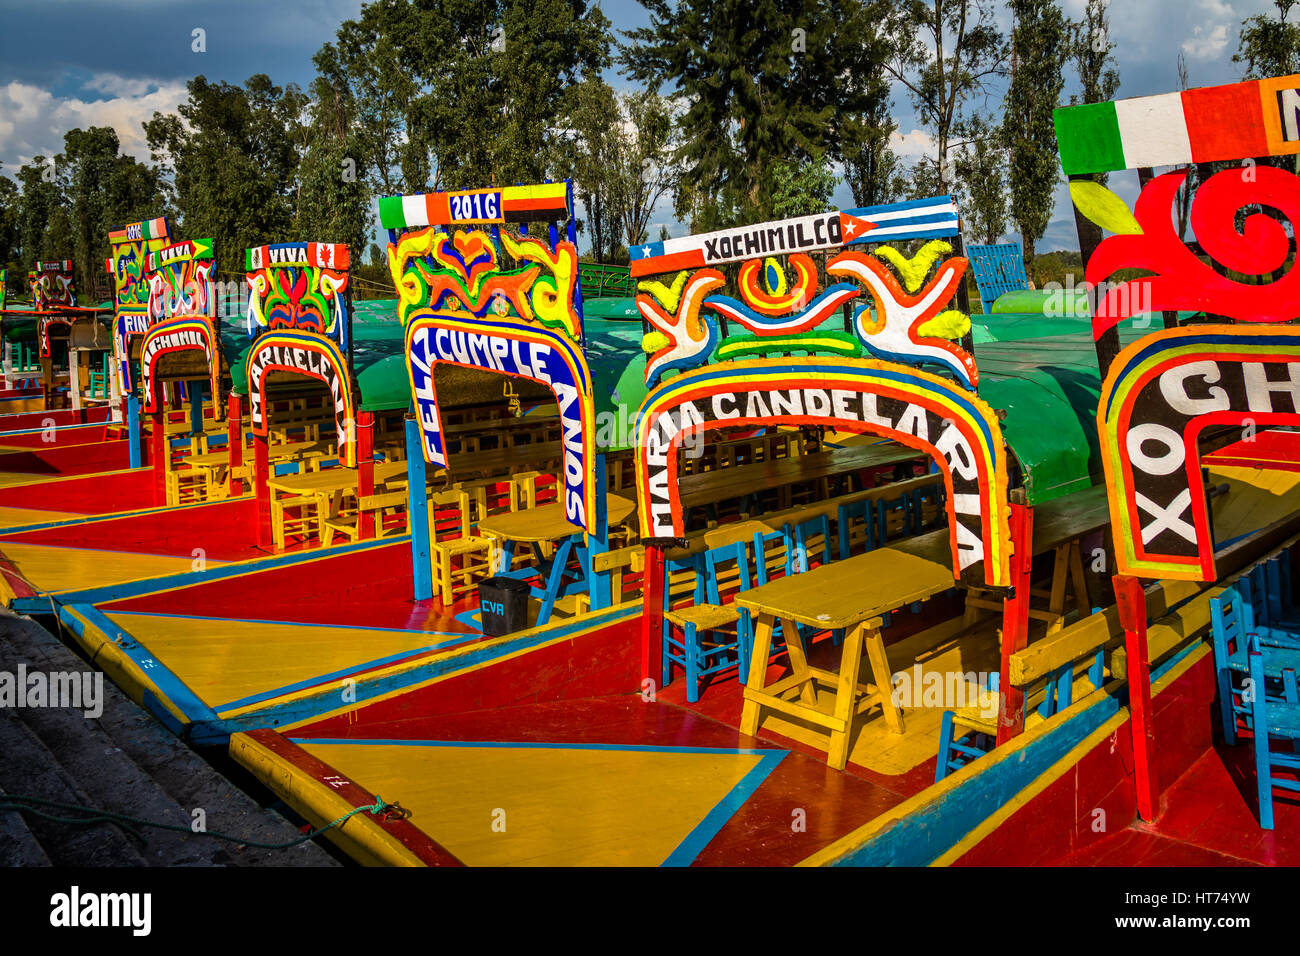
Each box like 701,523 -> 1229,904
291,739 -> 765,866
0,543 -> 221,598
94,612 -> 460,718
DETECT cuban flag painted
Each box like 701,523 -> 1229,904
842,195 -> 960,244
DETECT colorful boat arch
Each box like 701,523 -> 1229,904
246,330 -> 358,467
1099,325 -> 1300,581
405,311 -> 597,531
139,238 -> 221,416
1056,74 -> 1300,581
140,318 -> 220,415
633,357 -> 1012,588
385,180 -> 598,533
107,218 -> 171,393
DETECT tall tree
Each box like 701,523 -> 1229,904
1067,0 -> 1120,264
1002,0 -> 1067,269
295,69 -> 370,255
547,77 -> 622,261
884,0 -> 1008,193
843,94 -> 906,208
770,157 -> 839,218
955,116 -> 1008,244
145,75 -> 308,277
623,0 -> 893,221
1235,0 -> 1300,78
609,90 -> 680,255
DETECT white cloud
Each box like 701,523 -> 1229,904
0,75 -> 186,176
890,128 -> 936,161
1182,23 -> 1229,60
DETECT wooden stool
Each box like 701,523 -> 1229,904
432,535 -> 493,606
740,614 -> 904,770
272,494 -> 318,550
166,466 -> 206,506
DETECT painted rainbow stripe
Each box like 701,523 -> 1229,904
633,358 -> 1011,586
379,182 -> 572,229
1099,324 -> 1300,580
1056,74 -> 1300,175
247,330 -> 357,467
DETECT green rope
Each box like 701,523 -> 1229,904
0,793 -> 394,851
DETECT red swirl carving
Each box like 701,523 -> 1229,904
1086,166 -> 1300,339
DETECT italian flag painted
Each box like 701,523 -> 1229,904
1055,74 -> 1300,175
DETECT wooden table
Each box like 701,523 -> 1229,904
678,442 -> 923,510
477,494 -> 637,626
267,460 -> 408,549
737,529 -> 956,769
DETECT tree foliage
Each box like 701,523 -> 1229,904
1002,0 -> 1067,266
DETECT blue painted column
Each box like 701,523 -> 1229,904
189,381 -> 205,436
406,416 -> 433,601
587,452 -> 612,609
127,395 -> 142,468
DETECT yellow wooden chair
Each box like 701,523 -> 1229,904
321,490 -> 409,546
431,535 -> 493,607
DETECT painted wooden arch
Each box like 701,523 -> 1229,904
140,318 -> 221,415
1099,325 -> 1300,581
633,358 -> 1013,587
405,312 -> 597,532
247,331 -> 358,467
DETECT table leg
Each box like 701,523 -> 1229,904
828,624 -> 866,770
740,613 -> 776,737
536,537 -> 574,627
864,624 -> 904,734
780,616 -> 818,705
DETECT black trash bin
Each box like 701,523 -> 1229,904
478,576 -> 531,636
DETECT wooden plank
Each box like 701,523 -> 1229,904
1111,586 -> 1223,681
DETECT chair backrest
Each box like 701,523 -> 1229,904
790,514 -> 833,572
751,529 -> 791,586
966,242 -> 1028,314
703,540 -> 753,605
1210,585 -> 1248,672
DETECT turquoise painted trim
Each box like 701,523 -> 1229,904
58,603 -> 219,727
824,691 -> 1120,866
47,535 -> 410,606
100,609 -> 473,638
663,749 -> 787,866
186,603 -> 639,745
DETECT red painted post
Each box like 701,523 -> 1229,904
150,409 -> 166,506
356,411 -> 375,540
640,544 -> 666,694
997,502 -> 1035,745
1115,573 -> 1159,820
227,393 -> 244,496
254,433 -> 271,548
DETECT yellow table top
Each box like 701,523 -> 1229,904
267,459 -> 408,495
736,533 -> 955,630
477,494 -> 636,543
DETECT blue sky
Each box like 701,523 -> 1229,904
0,0 -> 1282,252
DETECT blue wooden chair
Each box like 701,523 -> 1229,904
966,242 -> 1028,314
1212,584 -> 1300,746
1248,632 -> 1300,829
836,498 -> 877,559
936,639 -> 1106,782
792,514 -> 835,572
661,542 -> 754,702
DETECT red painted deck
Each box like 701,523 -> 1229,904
1058,741 -> 1300,866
